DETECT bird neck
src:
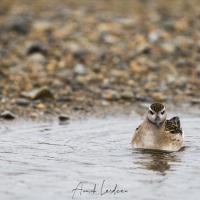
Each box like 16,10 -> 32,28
146,117 -> 166,130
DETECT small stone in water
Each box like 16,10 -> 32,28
29,112 -> 39,119
1,110 -> 16,120
59,115 -> 70,122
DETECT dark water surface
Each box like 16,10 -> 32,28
0,115 -> 199,200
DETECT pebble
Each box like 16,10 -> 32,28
120,91 -> 134,100
102,90 -> 120,101
101,100 -> 110,106
29,112 -> 39,119
67,43 -> 87,60
0,110 -> 16,120
16,98 -> 30,106
26,41 -> 47,55
190,98 -> 200,104
99,32 -> 120,44
36,103 -> 46,109
59,115 -> 70,125
21,86 -> 54,100
148,30 -> 160,43
161,42 -> 176,53
74,63 -> 86,76
1,1 -> 200,118
27,53 -> 47,66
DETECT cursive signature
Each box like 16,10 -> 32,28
72,180 -> 127,199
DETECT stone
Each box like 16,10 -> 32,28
59,115 -> 70,121
1,110 -> 16,120
74,63 -> 86,76
26,41 -> 47,55
21,86 -> 54,100
120,91 -> 134,100
36,103 -> 46,109
27,53 -> 47,66
99,32 -> 120,44
101,90 -> 120,101
161,42 -> 176,53
148,30 -> 160,43
29,112 -> 39,119
190,98 -> 200,104
16,98 -> 30,106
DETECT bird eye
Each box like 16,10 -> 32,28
149,110 -> 154,115
161,110 -> 165,115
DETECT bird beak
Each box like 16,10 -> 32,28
155,117 -> 161,128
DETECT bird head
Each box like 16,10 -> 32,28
147,103 -> 167,128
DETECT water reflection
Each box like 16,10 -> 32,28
133,149 -> 183,175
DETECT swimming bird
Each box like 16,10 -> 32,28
131,103 -> 184,152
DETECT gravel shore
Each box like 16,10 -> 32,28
0,0 -> 200,119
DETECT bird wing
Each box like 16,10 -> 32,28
165,116 -> 183,135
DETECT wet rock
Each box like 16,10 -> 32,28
21,86 -> 54,100
16,98 -> 30,106
59,115 -> 70,121
59,115 -> 70,125
190,98 -> 200,104
1,110 -> 16,120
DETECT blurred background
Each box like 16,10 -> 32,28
0,0 -> 200,117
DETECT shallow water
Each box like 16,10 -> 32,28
0,114 -> 200,200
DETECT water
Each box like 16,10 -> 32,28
0,115 -> 200,200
